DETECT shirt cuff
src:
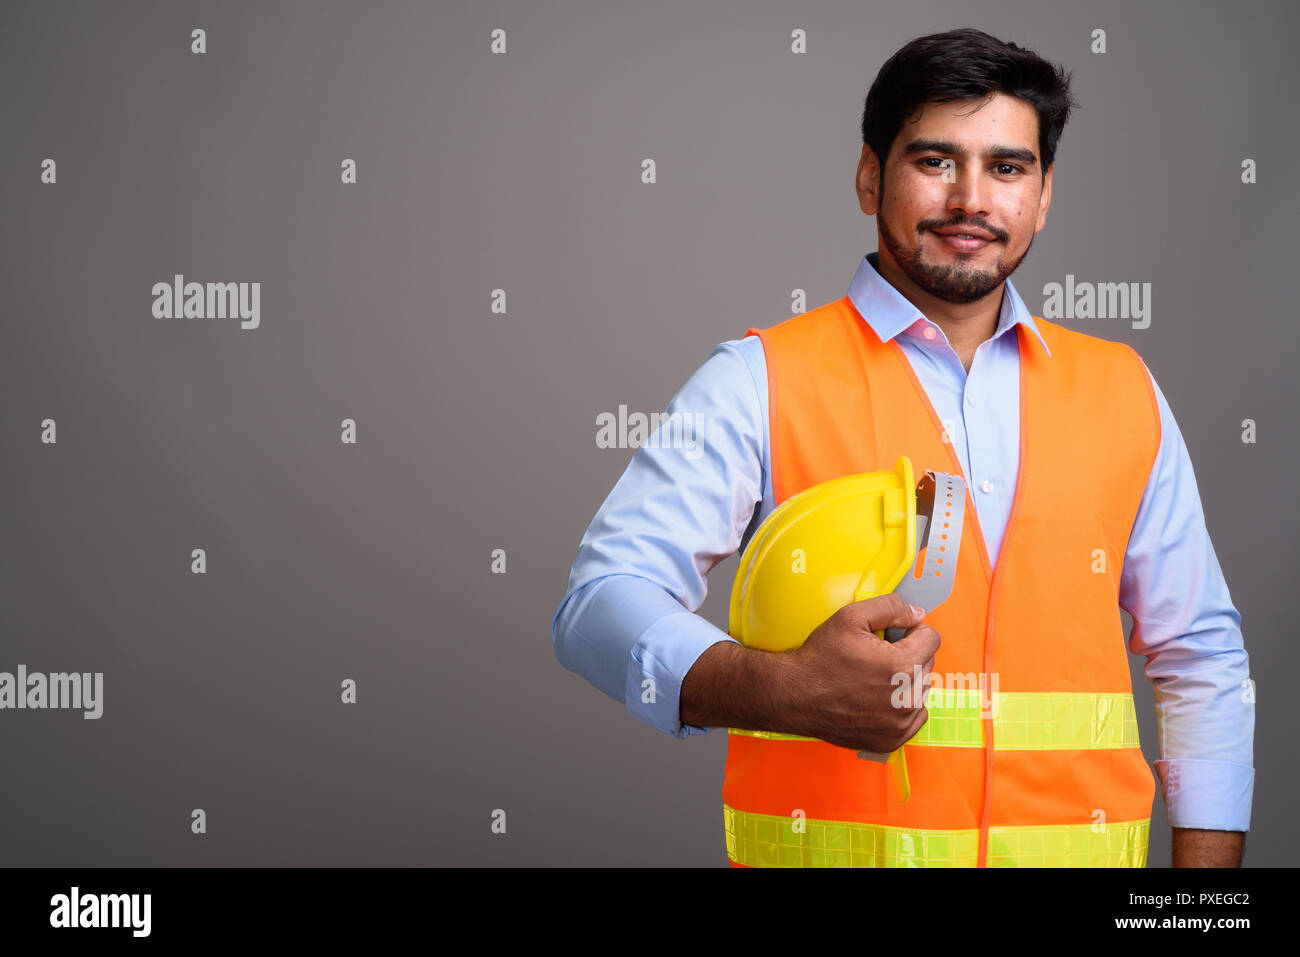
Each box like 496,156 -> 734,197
1154,758 -> 1254,831
626,609 -> 739,738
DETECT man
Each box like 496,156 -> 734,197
551,28 -> 1253,867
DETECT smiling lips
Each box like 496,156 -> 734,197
930,228 -> 996,252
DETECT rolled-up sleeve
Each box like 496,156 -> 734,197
1121,363 -> 1255,831
551,340 -> 767,737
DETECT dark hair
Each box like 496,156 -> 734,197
861,28 -> 1078,184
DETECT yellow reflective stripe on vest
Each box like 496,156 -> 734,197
724,804 -> 1149,867
728,690 -> 1139,750
993,691 -> 1139,749
908,686 -> 985,746
987,819 -> 1149,867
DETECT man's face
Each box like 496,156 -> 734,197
857,93 -> 1053,304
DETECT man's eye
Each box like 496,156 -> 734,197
921,159 -> 1023,175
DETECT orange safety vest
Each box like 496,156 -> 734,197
723,295 -> 1160,867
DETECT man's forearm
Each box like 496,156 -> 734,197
1172,828 -> 1244,867
679,640 -> 793,733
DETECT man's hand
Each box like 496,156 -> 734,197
780,594 -> 941,753
679,594 -> 938,752
1172,828 -> 1245,867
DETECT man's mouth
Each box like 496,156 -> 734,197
930,229 -> 993,252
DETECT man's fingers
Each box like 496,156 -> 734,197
900,703 -> 931,743
892,622 -> 941,664
838,593 -> 926,634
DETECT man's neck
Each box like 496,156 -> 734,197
872,252 -> 1004,372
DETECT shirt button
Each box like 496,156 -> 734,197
923,326 -> 937,340
967,393 -> 976,406
980,479 -> 993,494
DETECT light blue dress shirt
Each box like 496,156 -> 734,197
552,252 -> 1254,832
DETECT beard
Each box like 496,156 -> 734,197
878,211 -> 1032,304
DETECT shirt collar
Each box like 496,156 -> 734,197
847,251 -> 1052,358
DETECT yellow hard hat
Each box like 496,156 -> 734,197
727,455 -> 967,802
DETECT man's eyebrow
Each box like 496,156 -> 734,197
900,138 -> 1039,167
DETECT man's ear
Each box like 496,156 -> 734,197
857,144 -> 882,216
1035,163 -> 1054,233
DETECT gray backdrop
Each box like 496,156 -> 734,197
1,0 -> 1294,866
